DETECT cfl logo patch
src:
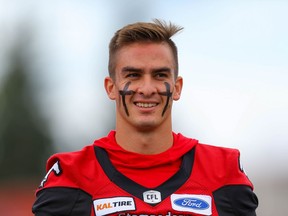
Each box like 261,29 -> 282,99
143,190 -> 162,204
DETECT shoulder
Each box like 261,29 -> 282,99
195,143 -> 242,174
33,146 -> 97,215
194,143 -> 253,188
47,145 -> 95,170
191,144 -> 258,215
196,143 -> 240,162
38,145 -> 97,191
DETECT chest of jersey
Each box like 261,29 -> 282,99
91,183 -> 215,216
89,147 -> 217,216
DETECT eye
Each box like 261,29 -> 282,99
126,72 -> 140,78
155,72 -> 169,78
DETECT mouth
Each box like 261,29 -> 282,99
135,102 -> 158,108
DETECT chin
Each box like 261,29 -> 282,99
135,120 -> 165,132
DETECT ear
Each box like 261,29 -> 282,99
173,76 -> 183,101
104,76 -> 116,100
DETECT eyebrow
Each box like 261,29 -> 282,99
121,66 -> 172,73
152,67 -> 172,73
121,66 -> 142,73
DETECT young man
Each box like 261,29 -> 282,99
32,19 -> 258,216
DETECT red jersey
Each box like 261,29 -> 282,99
32,131 -> 258,216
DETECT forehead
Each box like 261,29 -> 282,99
114,42 -> 176,73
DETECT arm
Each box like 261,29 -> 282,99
32,187 -> 92,216
213,185 -> 258,216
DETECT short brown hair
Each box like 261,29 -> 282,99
108,19 -> 183,79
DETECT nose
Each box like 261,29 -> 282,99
136,76 -> 157,97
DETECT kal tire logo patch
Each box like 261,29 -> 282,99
171,194 -> 212,215
93,197 -> 135,216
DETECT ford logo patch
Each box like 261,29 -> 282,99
173,197 -> 209,210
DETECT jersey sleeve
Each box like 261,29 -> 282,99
32,147 -> 95,215
32,187 -> 92,216
214,148 -> 259,215
226,149 -> 254,188
213,185 -> 258,216
195,144 -> 258,215
36,153 -> 79,190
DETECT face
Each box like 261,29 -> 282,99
105,42 -> 183,131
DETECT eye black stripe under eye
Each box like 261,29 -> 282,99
159,82 -> 172,116
119,82 -> 135,116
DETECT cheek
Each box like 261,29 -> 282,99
159,82 -> 172,96
118,82 -> 136,116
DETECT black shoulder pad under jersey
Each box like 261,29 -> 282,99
213,185 -> 258,216
32,187 -> 92,216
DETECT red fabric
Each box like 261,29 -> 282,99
35,131 -> 255,215
94,131 -> 198,188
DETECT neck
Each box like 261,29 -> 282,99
115,123 -> 173,155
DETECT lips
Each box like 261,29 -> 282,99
135,102 -> 158,108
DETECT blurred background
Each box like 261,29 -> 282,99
0,0 -> 287,215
